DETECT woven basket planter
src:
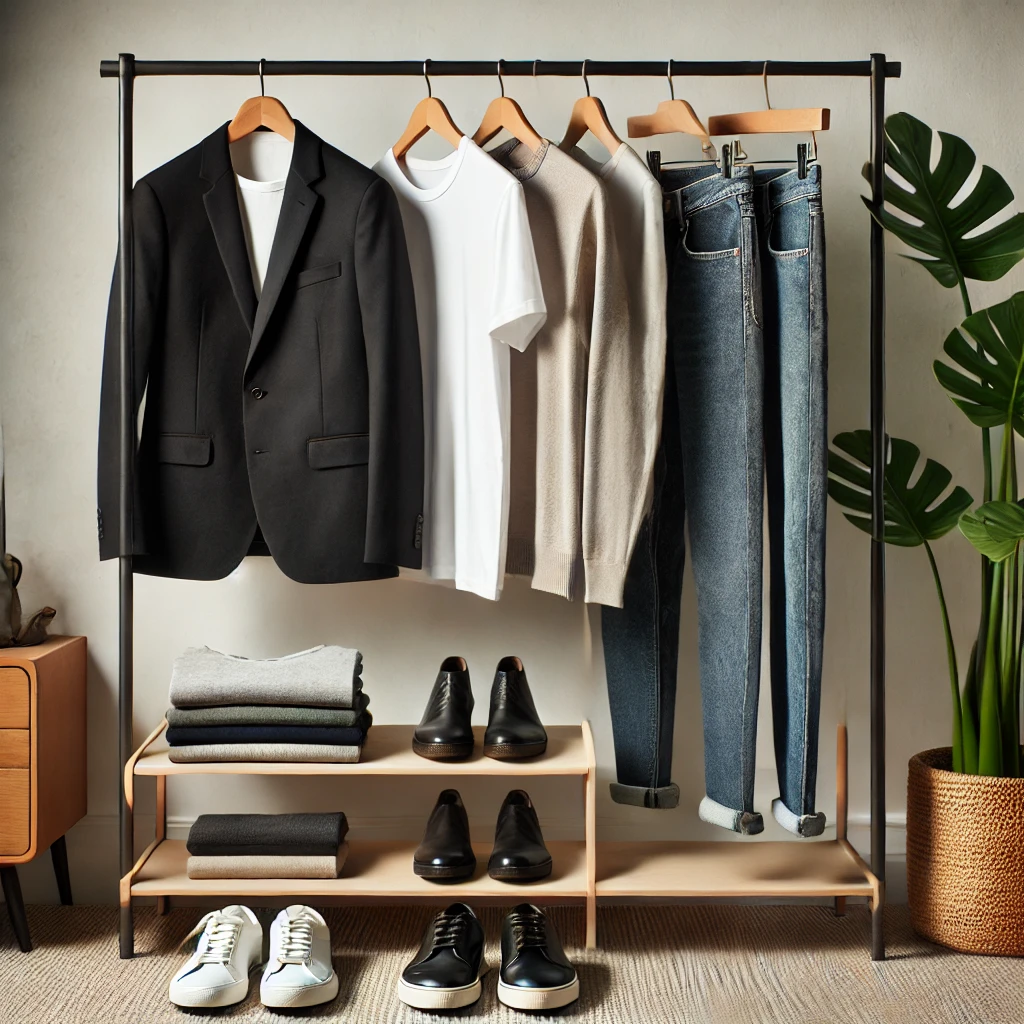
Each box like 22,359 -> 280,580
907,748 -> 1024,955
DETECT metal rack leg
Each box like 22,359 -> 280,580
834,896 -> 847,918
119,903 -> 134,959
871,886 -> 885,960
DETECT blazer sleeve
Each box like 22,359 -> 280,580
353,176 -> 425,569
97,178 -> 167,560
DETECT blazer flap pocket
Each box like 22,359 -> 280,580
157,433 -> 212,466
308,433 -> 370,469
297,261 -> 342,288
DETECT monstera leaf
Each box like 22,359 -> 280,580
828,430 -> 973,546
863,112 -> 1024,287
934,292 -> 1024,433
959,501 -> 1024,563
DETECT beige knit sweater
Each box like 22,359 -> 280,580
495,139 -> 659,607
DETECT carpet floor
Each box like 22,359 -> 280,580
1,903 -> 1021,1023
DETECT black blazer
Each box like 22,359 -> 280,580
98,122 -> 424,583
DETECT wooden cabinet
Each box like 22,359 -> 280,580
0,636 -> 87,951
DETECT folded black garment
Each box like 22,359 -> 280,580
166,716 -> 371,748
186,812 -> 348,856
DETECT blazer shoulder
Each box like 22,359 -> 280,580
138,135 -> 207,195
319,139 -> 380,189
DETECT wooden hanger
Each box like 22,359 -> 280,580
392,59 -> 464,159
227,59 -> 296,143
707,62 -> 830,136
626,61 -> 715,158
559,59 -> 624,155
473,60 -> 543,152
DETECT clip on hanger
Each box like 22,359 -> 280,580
473,59 -> 543,153
392,59 -> 464,159
227,58 -> 296,143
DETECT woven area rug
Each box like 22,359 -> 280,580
1,903 -> 1021,1023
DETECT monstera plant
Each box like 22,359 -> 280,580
829,112 -> 1024,778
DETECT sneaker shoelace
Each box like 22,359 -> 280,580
433,912 -> 469,949
277,916 -> 315,965
180,911 -> 242,966
508,910 -> 547,950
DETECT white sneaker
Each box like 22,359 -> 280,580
169,905 -> 263,1008
260,905 -> 339,1008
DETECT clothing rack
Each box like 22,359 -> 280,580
100,53 -> 899,962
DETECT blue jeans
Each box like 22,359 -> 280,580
601,164 -> 827,838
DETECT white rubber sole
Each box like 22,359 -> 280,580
260,970 -> 339,1008
169,975 -> 252,1009
397,975 -> 483,1010
497,975 -> 580,1011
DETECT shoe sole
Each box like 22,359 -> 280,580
412,740 -> 474,761
497,976 -> 579,1010
413,860 -> 477,882
488,859 -> 553,882
261,970 -> 339,1008
397,975 -> 483,1009
170,964 -> 260,1009
483,741 -> 547,760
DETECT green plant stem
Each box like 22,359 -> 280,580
979,558 -> 1006,776
924,540 -> 963,771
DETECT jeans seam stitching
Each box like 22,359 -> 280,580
646,508 -> 662,795
740,260 -> 753,818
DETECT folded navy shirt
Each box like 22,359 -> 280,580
186,812 -> 349,856
166,714 -> 371,748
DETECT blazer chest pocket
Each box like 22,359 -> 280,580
308,433 -> 369,470
296,261 -> 342,288
157,433 -> 212,466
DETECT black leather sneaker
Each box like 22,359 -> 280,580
484,656 -> 547,760
413,789 -> 477,882
413,656 -> 475,761
488,790 -> 552,882
397,903 -> 486,1010
498,904 -> 579,1011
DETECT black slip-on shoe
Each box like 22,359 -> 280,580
413,656 -> 475,761
484,656 -> 547,760
413,789 -> 477,882
488,789 -> 552,883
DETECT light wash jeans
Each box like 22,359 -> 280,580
601,163 -> 827,838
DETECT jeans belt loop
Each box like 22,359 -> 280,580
674,190 -> 686,230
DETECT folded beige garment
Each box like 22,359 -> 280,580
186,843 -> 349,879
167,743 -> 362,763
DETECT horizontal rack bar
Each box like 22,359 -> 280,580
99,58 -> 901,79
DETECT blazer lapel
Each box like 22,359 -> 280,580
245,121 -> 324,372
200,125 -> 257,334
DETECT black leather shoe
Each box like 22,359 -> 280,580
484,656 -> 547,760
413,656 -> 475,761
413,789 -> 477,882
498,904 -> 579,1011
488,790 -> 552,882
397,903 -> 486,1010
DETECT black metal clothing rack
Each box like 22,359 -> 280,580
101,53 -> 898,962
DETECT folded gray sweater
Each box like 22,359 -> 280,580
167,743 -> 362,764
165,692 -> 370,728
168,645 -> 362,708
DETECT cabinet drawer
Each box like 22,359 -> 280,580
0,667 -> 30,728
0,768 -> 30,856
0,730 -> 29,768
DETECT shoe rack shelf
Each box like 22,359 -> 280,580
122,720 -> 599,947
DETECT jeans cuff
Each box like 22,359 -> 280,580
609,781 -> 680,809
698,795 -> 764,835
771,797 -> 826,837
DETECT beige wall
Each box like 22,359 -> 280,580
2,0 -> 1023,904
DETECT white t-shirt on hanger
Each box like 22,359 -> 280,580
229,132 -> 294,298
375,137 -> 547,601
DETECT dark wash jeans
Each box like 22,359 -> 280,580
601,163 -> 827,837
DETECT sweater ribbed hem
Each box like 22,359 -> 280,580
505,537 -> 536,578
531,549 -> 582,601
583,559 -> 627,608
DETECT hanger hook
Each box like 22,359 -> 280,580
423,58 -> 433,98
762,60 -> 771,110
581,58 -> 590,97
497,59 -> 505,98
533,58 -> 540,78
666,58 -> 675,101
259,57 -> 265,97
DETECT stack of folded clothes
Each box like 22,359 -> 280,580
185,812 -> 350,879
165,645 -> 372,763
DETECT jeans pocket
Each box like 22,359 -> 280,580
767,196 -> 813,258
680,199 -> 742,261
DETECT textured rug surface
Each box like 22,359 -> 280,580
1,904 -> 1021,1023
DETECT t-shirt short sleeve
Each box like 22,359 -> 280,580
488,181 -> 547,352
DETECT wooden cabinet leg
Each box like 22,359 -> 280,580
1,865 -> 32,952
50,835 -> 73,905
834,896 -> 847,917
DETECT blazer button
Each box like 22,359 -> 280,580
251,387 -> 265,400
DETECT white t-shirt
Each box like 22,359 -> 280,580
229,132 -> 294,298
375,138 -> 547,600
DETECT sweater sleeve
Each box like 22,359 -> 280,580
582,177 -> 667,608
